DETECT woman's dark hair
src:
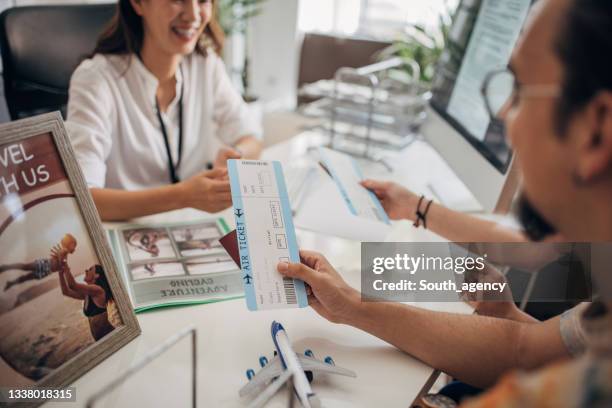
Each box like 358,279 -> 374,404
554,0 -> 612,134
92,0 -> 224,57
93,265 -> 113,302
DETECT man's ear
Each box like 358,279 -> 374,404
129,0 -> 144,16
576,91 -> 612,183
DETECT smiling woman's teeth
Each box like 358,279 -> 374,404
173,28 -> 197,39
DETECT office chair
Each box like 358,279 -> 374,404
0,4 -> 116,120
297,33 -> 390,106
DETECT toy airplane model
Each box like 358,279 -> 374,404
239,321 -> 357,408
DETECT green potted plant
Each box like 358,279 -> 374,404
377,1 -> 455,86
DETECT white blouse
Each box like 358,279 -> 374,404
65,51 -> 261,190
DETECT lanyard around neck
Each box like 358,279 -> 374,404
155,70 -> 184,184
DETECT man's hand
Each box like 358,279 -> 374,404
277,250 -> 360,324
177,168 -> 232,213
360,180 -> 420,221
214,146 -> 242,169
463,262 -> 526,320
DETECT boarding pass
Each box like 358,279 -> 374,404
228,159 -> 308,311
318,147 -> 390,224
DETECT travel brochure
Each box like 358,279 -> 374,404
106,218 -> 244,312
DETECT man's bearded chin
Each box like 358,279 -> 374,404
516,194 -> 557,241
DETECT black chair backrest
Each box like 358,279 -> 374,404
0,4 -> 116,120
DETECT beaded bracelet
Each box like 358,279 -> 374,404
413,195 -> 434,229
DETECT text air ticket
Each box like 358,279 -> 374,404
228,159 -> 308,311
318,147 -> 390,224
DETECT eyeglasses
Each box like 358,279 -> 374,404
480,68 -> 561,120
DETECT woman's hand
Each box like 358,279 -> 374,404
178,168 -> 232,213
360,179 -> 420,221
277,250 -> 361,324
50,245 -> 68,266
214,146 -> 242,169
57,256 -> 70,276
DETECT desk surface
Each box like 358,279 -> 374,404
51,133 -> 471,407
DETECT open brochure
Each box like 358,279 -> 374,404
106,218 -> 244,312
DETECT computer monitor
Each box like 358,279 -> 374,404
424,0 -> 533,212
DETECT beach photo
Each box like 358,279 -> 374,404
0,119 -> 138,393
0,132 -> 122,388
0,198 -> 122,387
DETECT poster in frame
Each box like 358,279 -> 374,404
0,112 -> 140,405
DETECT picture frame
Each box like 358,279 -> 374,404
0,112 -> 140,403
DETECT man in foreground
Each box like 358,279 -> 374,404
279,0 -> 612,405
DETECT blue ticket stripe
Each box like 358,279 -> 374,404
318,148 -> 359,216
273,161 -> 308,308
228,160 -> 258,311
349,157 -> 391,225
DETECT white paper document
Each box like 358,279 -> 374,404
228,159 -> 308,311
318,147 -> 390,225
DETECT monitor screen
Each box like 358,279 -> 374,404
430,0 -> 533,174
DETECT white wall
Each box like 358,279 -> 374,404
248,0 -> 300,110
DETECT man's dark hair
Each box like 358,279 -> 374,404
517,195 -> 557,241
517,1 -> 612,241
555,0 -> 612,133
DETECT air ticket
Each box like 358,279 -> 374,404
228,159 -> 308,311
318,147 -> 390,224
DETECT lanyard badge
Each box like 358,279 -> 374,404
155,70 -> 184,184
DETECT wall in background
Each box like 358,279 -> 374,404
0,1 -> 12,14
298,0 -> 459,40
247,0 -> 300,111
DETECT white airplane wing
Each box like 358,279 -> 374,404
297,354 -> 357,378
240,354 -> 356,405
239,356 -> 283,398
246,369 -> 293,408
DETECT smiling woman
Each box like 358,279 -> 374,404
65,0 -> 263,221
94,0 -> 224,56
